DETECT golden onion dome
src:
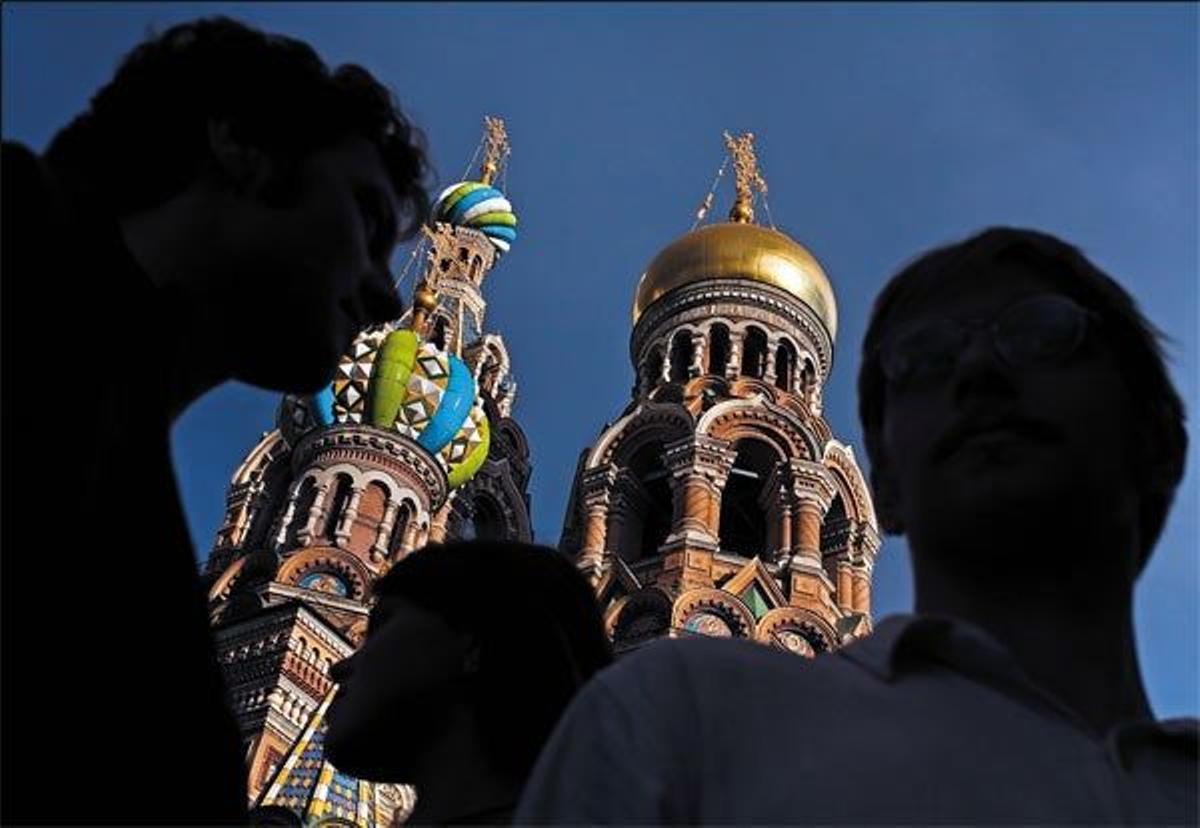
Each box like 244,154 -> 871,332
632,222 -> 838,339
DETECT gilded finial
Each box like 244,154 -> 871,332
722,131 -> 768,224
411,279 -> 438,333
479,116 -> 510,186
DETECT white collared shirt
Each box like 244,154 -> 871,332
516,614 -> 1197,825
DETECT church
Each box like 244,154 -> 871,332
200,119 -> 880,825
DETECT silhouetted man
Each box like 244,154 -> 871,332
1,18 -> 428,823
323,541 -> 613,825
516,227 -> 1194,824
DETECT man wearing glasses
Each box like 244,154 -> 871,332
517,227 -> 1194,824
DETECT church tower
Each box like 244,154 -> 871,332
559,132 -> 881,656
201,118 -> 530,820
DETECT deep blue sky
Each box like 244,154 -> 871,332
4,2 -> 1196,717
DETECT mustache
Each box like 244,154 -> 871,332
933,413 -> 1062,462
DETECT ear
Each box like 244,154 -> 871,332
870,461 -> 906,536
206,119 -> 271,195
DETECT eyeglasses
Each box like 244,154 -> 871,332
878,294 -> 1100,390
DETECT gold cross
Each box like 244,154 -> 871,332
722,130 -> 768,223
480,116 -> 510,186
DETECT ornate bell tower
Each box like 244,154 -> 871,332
559,132 -> 881,656
201,118 -> 531,823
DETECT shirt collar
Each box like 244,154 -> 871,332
839,613 -> 1198,746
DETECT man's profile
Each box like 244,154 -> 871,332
516,227 -> 1194,824
1,17 -> 428,823
322,540 -> 613,825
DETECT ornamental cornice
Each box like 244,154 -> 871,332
293,425 -> 447,510
698,397 -> 821,461
630,279 -> 834,379
609,469 -> 653,516
580,464 -> 618,508
789,458 -> 839,511
662,435 -> 737,483
590,402 -> 694,468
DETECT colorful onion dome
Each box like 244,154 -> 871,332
307,326 -> 490,489
431,180 -> 518,254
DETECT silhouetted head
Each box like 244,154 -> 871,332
859,227 -> 1185,576
325,540 -> 613,785
44,17 -> 430,393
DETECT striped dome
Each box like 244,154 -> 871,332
307,326 -> 490,489
431,180 -> 518,255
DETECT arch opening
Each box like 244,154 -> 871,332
323,474 -> 354,540
718,439 -> 778,558
707,324 -> 730,376
775,339 -> 797,392
741,327 -> 768,379
668,331 -> 694,383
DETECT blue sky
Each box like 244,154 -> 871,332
4,2 -> 1196,717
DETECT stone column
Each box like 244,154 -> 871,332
849,523 -> 881,614
297,478 -> 333,546
835,560 -> 855,611
273,479 -> 305,550
786,460 -> 838,615
577,466 -> 616,580
664,438 -> 734,543
764,338 -> 777,385
726,330 -> 744,380
427,498 -> 454,544
334,485 -> 364,547
400,513 -> 421,556
370,500 -> 401,563
689,330 -> 705,378
658,437 -> 736,592
789,460 -> 837,566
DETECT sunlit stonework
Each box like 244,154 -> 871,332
202,128 -> 878,824
560,131 -> 880,656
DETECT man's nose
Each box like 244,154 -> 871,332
951,326 -> 1015,404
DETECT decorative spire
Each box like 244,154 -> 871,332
479,115 -> 510,186
722,131 -> 768,224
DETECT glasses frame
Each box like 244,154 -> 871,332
875,294 -> 1102,390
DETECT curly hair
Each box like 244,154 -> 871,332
44,16 -> 430,238
858,226 -> 1187,568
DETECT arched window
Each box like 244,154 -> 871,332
612,441 -> 672,563
470,495 -> 506,541
708,324 -> 730,376
800,358 -> 817,401
821,494 -> 850,556
469,255 -> 483,283
389,502 -> 412,557
643,348 -> 665,391
718,439 -> 778,558
668,330 -> 694,383
323,474 -> 354,539
741,327 -> 768,379
775,339 -> 797,391
432,317 -> 449,350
